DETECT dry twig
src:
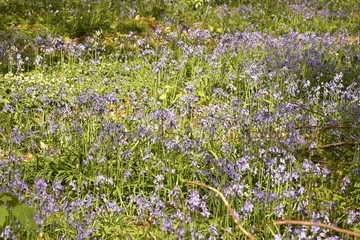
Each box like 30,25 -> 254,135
296,125 -> 360,130
182,179 -> 255,240
183,179 -> 360,239
319,141 -> 360,149
274,220 -> 360,238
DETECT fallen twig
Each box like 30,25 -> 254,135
319,141 -> 360,149
296,125 -> 360,130
183,179 -> 360,239
182,179 -> 255,240
288,101 -> 331,120
274,220 -> 360,238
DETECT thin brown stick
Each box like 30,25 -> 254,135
183,180 -> 360,239
296,125 -> 360,130
319,141 -> 360,149
274,220 -> 360,238
288,101 -> 330,120
182,179 -> 255,240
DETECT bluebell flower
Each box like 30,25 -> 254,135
346,209 -> 360,225
0,226 -> 16,240
96,175 -> 114,186
341,177 -> 350,192
208,225 -> 218,236
35,178 -> 47,194
185,189 -> 201,212
3,103 -> 14,113
241,200 -> 254,218
161,217 -> 174,232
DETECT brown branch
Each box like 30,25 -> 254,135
296,125 -> 360,130
183,180 -> 360,239
319,141 -> 360,149
274,220 -> 360,238
182,179 -> 255,240
288,101 -> 330,120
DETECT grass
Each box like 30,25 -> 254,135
0,0 -> 359,239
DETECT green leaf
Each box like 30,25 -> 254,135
196,90 -> 206,97
0,192 -> 19,206
159,93 -> 167,100
110,21 -> 118,30
0,206 -> 9,227
216,27 -> 223,33
0,98 -> 10,104
175,93 -> 186,99
209,150 -> 219,160
63,36 -> 72,42
164,85 -> 175,90
37,16 -> 45,23
12,204 -> 38,230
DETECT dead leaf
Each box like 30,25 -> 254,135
23,152 -> 33,161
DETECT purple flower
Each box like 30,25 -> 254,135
96,175 -> 114,186
11,172 -> 29,195
311,225 -> 320,235
200,201 -> 210,218
74,222 -> 88,240
341,177 -> 350,192
191,229 -> 204,240
161,217 -> 174,232
236,157 -> 250,172
8,128 -> 25,145
3,103 -> 14,113
106,200 -> 122,214
155,174 -> 164,182
292,226 -> 307,239
124,170 -> 131,182
240,200 -> 254,218
102,92 -> 119,104
208,225 -> 218,236
0,226 -> 16,240
69,180 -> 77,191
81,193 -> 92,209
347,210 -> 360,225
273,234 -> 282,240
185,189 -> 201,211
275,203 -> 284,218
142,149 -> 152,161
168,186 -> 181,199
48,116 -> 59,133
35,178 -> 47,193
324,237 -> 342,240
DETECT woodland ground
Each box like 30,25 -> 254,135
0,0 -> 359,239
